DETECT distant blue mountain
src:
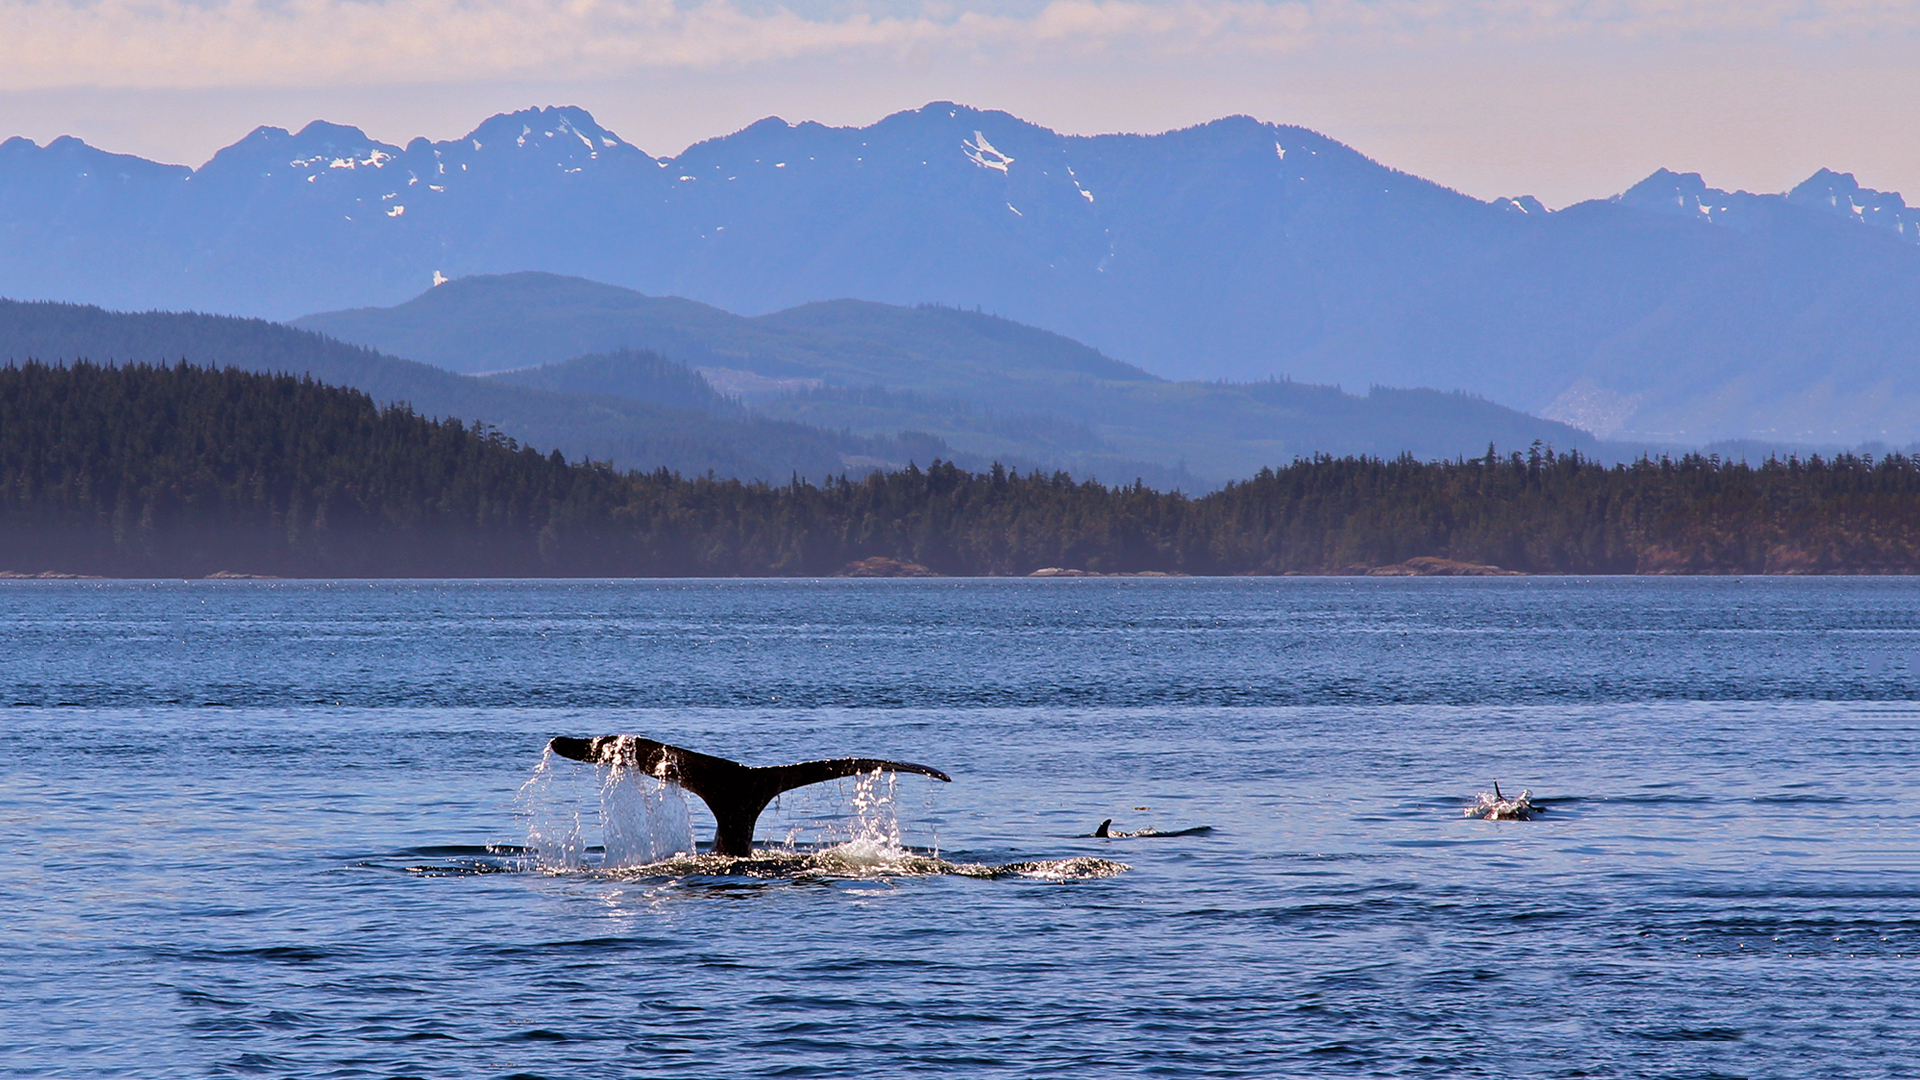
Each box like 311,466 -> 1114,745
297,271 -> 1601,482
5,103 -> 1920,444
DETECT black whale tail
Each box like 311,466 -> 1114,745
546,735 -> 951,857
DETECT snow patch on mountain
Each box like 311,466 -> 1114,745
964,131 -> 1012,173
1494,195 -> 1546,215
1790,168 -> 1918,241
1621,167 -> 1918,243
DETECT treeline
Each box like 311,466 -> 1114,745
5,361 -> 1920,577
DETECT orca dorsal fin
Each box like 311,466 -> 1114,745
1094,819 -> 1112,838
546,735 -> 950,856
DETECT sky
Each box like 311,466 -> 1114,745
1,0 -> 1918,208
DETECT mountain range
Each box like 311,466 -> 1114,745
5,102 -> 1920,445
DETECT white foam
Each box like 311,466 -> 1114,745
1465,787 -> 1538,820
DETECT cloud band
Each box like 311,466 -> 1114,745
1,0 -> 1915,90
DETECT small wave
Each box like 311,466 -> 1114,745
1635,1026 -> 1744,1043
402,844 -> 527,857
977,856 -> 1131,880
398,860 -> 523,877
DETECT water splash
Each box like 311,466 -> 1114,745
514,753 -> 1124,882
599,756 -> 694,868
517,747 -> 693,870
1465,784 -> 1540,821
807,766 -> 908,859
517,748 -> 588,870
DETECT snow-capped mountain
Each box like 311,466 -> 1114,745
1620,167 -> 1920,243
4,102 -> 1920,444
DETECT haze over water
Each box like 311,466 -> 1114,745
4,578 -> 1918,1077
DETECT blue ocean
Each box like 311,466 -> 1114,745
4,577 -> 1917,1078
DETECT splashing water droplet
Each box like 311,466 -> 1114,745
518,748 -> 588,870
517,747 -> 693,870
599,758 -> 694,868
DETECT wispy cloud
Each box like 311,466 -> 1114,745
2,0 -> 1916,90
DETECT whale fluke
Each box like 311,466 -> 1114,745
546,735 -> 951,857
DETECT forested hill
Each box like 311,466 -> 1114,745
5,362 -> 1919,578
0,298 -> 953,480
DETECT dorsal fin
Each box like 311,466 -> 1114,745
546,735 -> 951,856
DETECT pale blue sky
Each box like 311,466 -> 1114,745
1,0 -> 1916,206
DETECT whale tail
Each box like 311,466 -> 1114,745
546,735 -> 951,857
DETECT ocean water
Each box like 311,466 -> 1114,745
3,577 -> 1918,1078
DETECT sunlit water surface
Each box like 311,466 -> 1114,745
3,577 -> 1918,1078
